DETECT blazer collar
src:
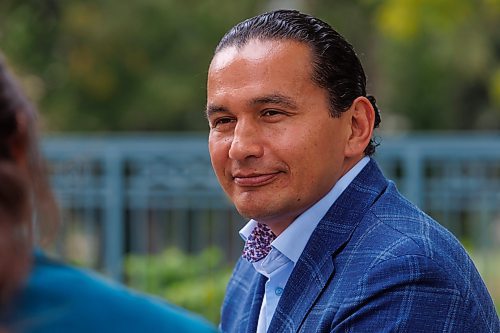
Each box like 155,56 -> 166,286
268,159 -> 389,332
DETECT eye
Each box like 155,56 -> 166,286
211,117 -> 235,129
261,109 -> 288,122
262,109 -> 284,117
262,110 -> 281,116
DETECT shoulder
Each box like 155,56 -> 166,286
354,180 -> 466,264
6,253 -> 216,333
352,184 -> 476,287
336,186 -> 498,331
331,252 -> 498,332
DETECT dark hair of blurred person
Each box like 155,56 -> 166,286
0,53 -> 58,305
0,53 -> 217,333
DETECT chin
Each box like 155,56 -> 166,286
232,192 -> 283,220
234,203 -> 269,220
235,206 -> 260,220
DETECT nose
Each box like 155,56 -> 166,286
228,120 -> 264,161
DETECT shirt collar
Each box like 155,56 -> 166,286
240,156 -> 370,264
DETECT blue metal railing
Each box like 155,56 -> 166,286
41,133 -> 500,286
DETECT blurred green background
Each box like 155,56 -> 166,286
1,0 -> 499,134
1,0 -> 499,324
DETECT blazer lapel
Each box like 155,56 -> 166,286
245,273 -> 266,333
268,160 -> 388,332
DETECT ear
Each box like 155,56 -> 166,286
344,96 -> 375,158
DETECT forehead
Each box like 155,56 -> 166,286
211,38 -> 310,64
207,39 -> 315,97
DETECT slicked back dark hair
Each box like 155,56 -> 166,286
214,9 -> 381,155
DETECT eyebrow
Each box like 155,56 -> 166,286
205,105 -> 228,119
205,93 -> 298,118
249,93 -> 298,109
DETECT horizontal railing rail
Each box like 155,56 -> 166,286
41,133 -> 500,285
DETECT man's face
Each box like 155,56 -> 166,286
207,39 -> 353,235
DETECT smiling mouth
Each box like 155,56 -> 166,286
232,172 -> 281,187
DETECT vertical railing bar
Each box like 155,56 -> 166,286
103,147 -> 124,282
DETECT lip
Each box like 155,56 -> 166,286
232,172 -> 281,187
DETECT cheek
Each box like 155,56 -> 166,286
208,137 -> 230,174
286,131 -> 334,177
281,129 -> 321,161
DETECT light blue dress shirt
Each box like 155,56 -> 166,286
239,157 -> 370,333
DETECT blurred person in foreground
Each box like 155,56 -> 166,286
0,53 -> 217,333
206,9 -> 500,332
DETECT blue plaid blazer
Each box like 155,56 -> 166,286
220,159 -> 499,332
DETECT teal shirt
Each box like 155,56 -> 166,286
1,252 -> 217,333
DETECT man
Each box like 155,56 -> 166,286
206,9 -> 499,333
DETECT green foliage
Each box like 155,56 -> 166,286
0,0 -> 266,131
0,0 -> 498,132
125,247 -> 233,324
371,0 -> 500,130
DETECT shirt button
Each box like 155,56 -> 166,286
275,287 -> 284,296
